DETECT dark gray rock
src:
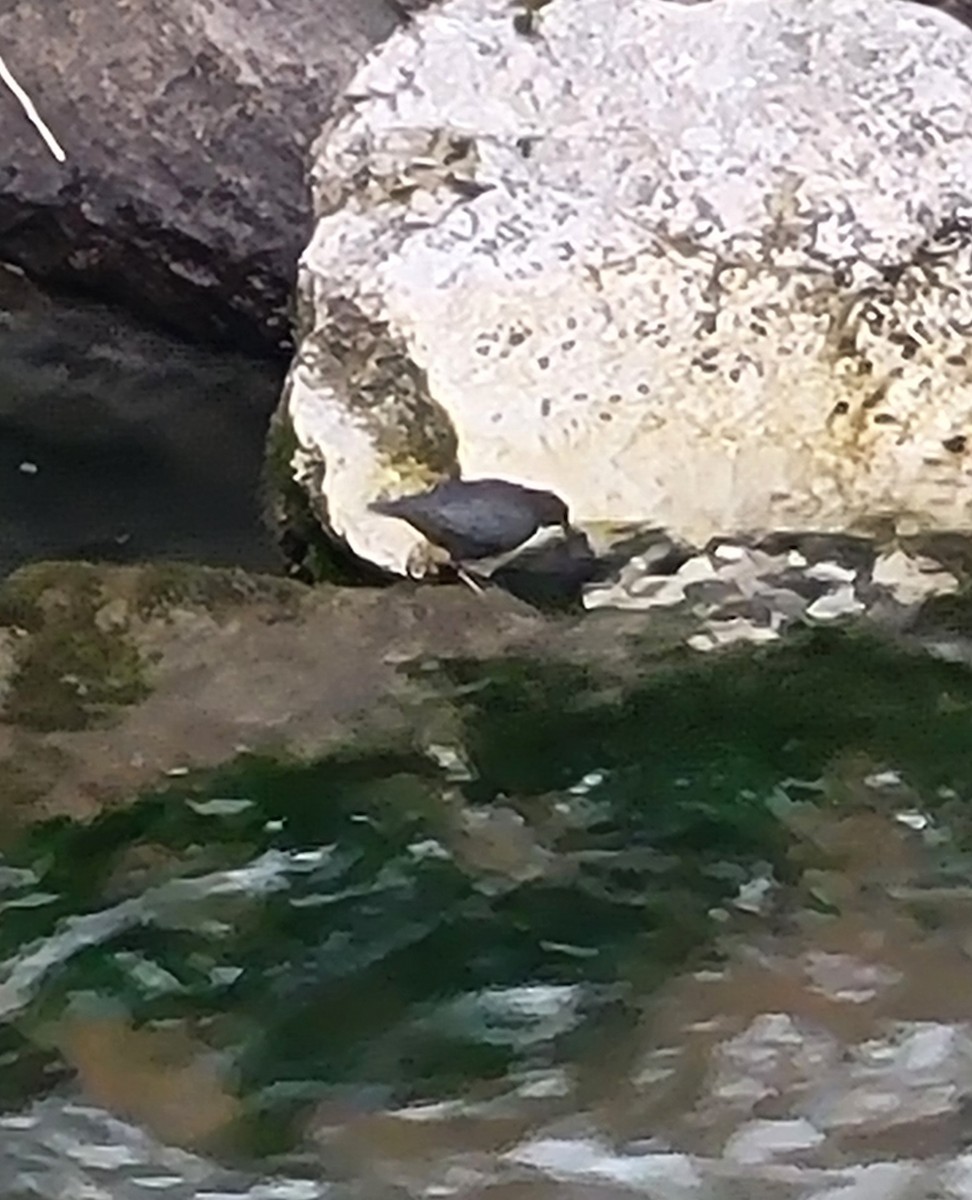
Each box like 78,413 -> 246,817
0,0 -> 407,352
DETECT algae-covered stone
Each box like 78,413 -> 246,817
0,564 -> 150,732
0,561 -> 562,828
130,561 -> 304,620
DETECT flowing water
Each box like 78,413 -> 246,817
5,634 -> 972,1196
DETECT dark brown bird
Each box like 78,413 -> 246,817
370,477 -> 571,563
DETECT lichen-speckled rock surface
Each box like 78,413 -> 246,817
282,0 -> 972,576
0,0 -> 408,349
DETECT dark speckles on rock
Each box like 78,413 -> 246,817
442,136 -> 473,165
692,347 -> 719,375
943,434 -> 968,454
537,355 -> 550,369
636,382 -> 650,395
561,340 -> 576,352
832,400 -> 850,416
872,412 -> 898,425
540,398 -> 552,416
508,329 -> 528,347
449,179 -> 493,200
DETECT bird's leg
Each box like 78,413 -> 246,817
456,566 -> 486,595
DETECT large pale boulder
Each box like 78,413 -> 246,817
281,0 -> 972,576
0,0 -> 406,350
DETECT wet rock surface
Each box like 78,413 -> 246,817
583,529 -> 966,651
0,0 -> 405,349
0,561 -> 648,825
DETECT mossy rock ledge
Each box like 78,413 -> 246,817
0,563 -> 152,733
0,560 -> 654,835
4,558 -> 972,841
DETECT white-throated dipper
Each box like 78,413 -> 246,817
370,477 -> 572,565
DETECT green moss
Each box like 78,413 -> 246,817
262,405 -> 300,505
0,564 -> 149,732
261,406 -> 389,587
0,742 -> 72,846
131,563 -> 304,621
0,562 -> 71,633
